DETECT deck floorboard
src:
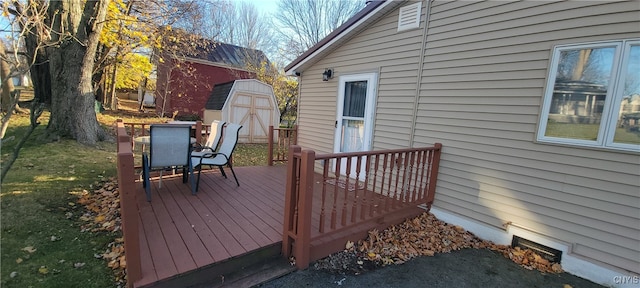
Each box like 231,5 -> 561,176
134,165 -> 288,287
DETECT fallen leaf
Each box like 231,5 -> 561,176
22,246 -> 36,253
74,262 -> 86,268
38,266 -> 49,274
345,241 -> 354,250
16,258 -> 23,264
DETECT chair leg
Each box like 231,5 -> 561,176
195,164 -> 203,192
218,166 -> 227,178
142,154 -> 151,202
228,163 -> 239,186
189,166 -> 196,195
182,167 -> 188,183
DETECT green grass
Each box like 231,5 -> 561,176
545,122 -> 640,145
1,111 -> 271,287
1,112 -> 117,288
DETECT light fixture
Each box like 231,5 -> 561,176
322,68 -> 333,81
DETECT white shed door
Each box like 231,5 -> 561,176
229,93 -> 275,143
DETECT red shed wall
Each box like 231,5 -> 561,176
155,59 -> 255,118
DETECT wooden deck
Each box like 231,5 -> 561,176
131,163 -> 429,287
133,165 -> 288,287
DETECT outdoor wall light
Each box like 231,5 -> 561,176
322,68 -> 333,81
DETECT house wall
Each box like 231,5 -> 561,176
295,0 -> 640,280
297,1 -> 425,154
413,0 -> 639,274
155,59 -> 254,118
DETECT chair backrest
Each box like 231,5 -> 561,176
217,123 -> 242,159
204,120 -> 226,150
149,124 -> 192,168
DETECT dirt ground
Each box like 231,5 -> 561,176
258,248 -> 604,288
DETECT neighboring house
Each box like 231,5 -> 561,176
155,38 -> 269,119
204,79 -> 280,143
284,1 -> 639,287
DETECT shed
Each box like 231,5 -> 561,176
204,79 -> 280,143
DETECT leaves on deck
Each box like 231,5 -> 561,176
76,177 -> 126,287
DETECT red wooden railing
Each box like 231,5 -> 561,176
268,125 -> 298,166
282,143 -> 442,269
115,120 -> 142,287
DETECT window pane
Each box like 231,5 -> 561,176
613,44 -> 640,145
343,81 -> 367,117
545,47 -> 616,140
340,120 -> 364,152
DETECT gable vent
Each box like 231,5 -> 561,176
397,2 -> 422,32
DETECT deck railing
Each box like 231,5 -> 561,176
282,143 -> 442,269
115,120 -> 142,287
267,125 -> 298,166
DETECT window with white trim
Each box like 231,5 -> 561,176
397,2 -> 421,32
537,39 -> 640,152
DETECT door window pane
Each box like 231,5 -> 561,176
613,44 -> 640,145
544,47 -> 615,140
343,81 -> 367,117
340,120 -> 364,152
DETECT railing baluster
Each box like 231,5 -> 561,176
351,155 -> 362,223
361,155 -> 370,220
370,154 -> 380,217
341,157 -> 351,227
331,157 -> 340,230
390,153 -> 400,210
319,160 -> 329,233
417,150 -> 428,201
400,151 -> 409,205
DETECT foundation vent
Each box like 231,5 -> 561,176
511,236 -> 562,263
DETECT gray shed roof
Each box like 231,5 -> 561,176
205,81 -> 235,110
187,42 -> 269,68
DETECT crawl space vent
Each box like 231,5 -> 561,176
512,236 -> 562,263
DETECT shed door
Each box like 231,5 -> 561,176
230,93 -> 275,143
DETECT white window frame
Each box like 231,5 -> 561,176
537,39 -> 640,153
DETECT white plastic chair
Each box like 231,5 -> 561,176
142,124 -> 194,201
190,123 -> 242,192
191,120 -> 226,158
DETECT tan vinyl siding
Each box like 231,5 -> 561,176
297,2 -> 426,153
415,0 -> 640,273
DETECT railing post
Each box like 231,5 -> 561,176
195,120 -> 202,144
268,125 -> 274,166
292,125 -> 298,145
425,143 -> 442,210
282,145 -> 301,258
116,121 -> 141,287
295,149 -> 315,270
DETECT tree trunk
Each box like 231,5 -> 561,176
108,63 -> 118,110
571,49 -> 592,81
46,0 -> 109,145
0,42 -> 15,113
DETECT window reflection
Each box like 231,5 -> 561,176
545,47 -> 615,140
614,44 -> 640,145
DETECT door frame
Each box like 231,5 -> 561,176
333,72 -> 378,177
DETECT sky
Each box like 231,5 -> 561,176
242,0 -> 279,15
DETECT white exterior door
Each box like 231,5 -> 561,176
333,73 -> 377,178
